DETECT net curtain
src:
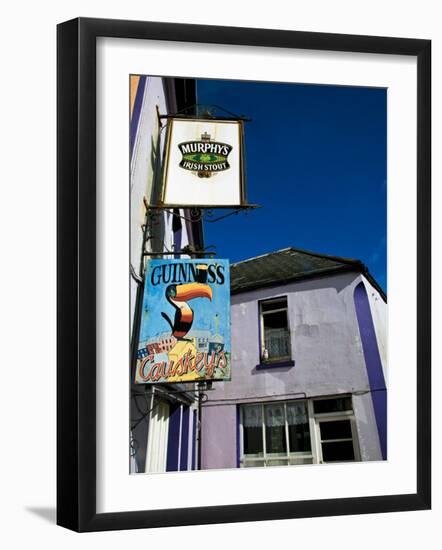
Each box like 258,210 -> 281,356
242,402 -> 307,428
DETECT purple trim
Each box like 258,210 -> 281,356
180,406 -> 190,471
172,208 -> 182,232
166,403 -> 181,472
256,360 -> 295,370
130,75 -> 146,159
191,410 -> 197,470
354,282 -> 387,460
257,301 -> 262,362
236,405 -> 240,468
173,229 -> 182,258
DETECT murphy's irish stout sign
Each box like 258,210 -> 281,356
161,118 -> 244,207
135,259 -> 231,384
178,133 -> 233,176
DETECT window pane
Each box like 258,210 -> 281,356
264,329 -> 290,359
261,298 -> 287,313
242,404 -> 262,427
288,423 -> 311,452
243,405 -> 263,456
321,441 -> 355,462
265,403 -> 287,454
313,397 -> 353,414
263,310 -> 287,329
244,426 -> 263,455
319,420 -> 352,440
287,403 -> 311,452
265,425 -> 287,453
262,307 -> 290,361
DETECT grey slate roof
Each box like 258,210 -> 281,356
230,247 -> 386,301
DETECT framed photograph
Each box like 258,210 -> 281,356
57,17 -> 431,532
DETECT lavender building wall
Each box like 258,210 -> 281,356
201,270 -> 387,470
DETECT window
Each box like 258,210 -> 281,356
259,297 -> 291,363
312,396 -> 360,463
313,396 -> 353,414
240,400 -> 312,467
240,396 -> 360,467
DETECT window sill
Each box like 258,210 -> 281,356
255,359 -> 295,370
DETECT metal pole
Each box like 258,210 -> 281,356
197,382 -> 203,471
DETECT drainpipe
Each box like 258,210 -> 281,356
197,383 -> 202,471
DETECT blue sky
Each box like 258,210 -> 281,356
196,79 -> 387,293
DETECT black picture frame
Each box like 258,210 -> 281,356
57,17 -> 431,532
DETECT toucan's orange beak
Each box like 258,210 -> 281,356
174,282 -> 212,302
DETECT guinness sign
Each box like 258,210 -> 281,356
135,259 -> 231,384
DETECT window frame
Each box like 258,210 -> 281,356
311,395 -> 361,464
239,399 -> 313,468
239,395 -> 361,467
258,296 -> 292,365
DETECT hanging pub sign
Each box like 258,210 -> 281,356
135,259 -> 231,384
160,118 -> 245,207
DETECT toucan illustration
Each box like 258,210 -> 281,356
161,282 -> 212,340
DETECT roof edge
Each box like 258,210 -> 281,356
232,246 -> 363,268
231,263 -> 387,303
231,247 -> 386,302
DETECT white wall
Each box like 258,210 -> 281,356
130,76 -> 168,276
130,76 -> 169,334
1,1 -> 440,549
130,76 -> 194,333
364,278 -> 388,382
